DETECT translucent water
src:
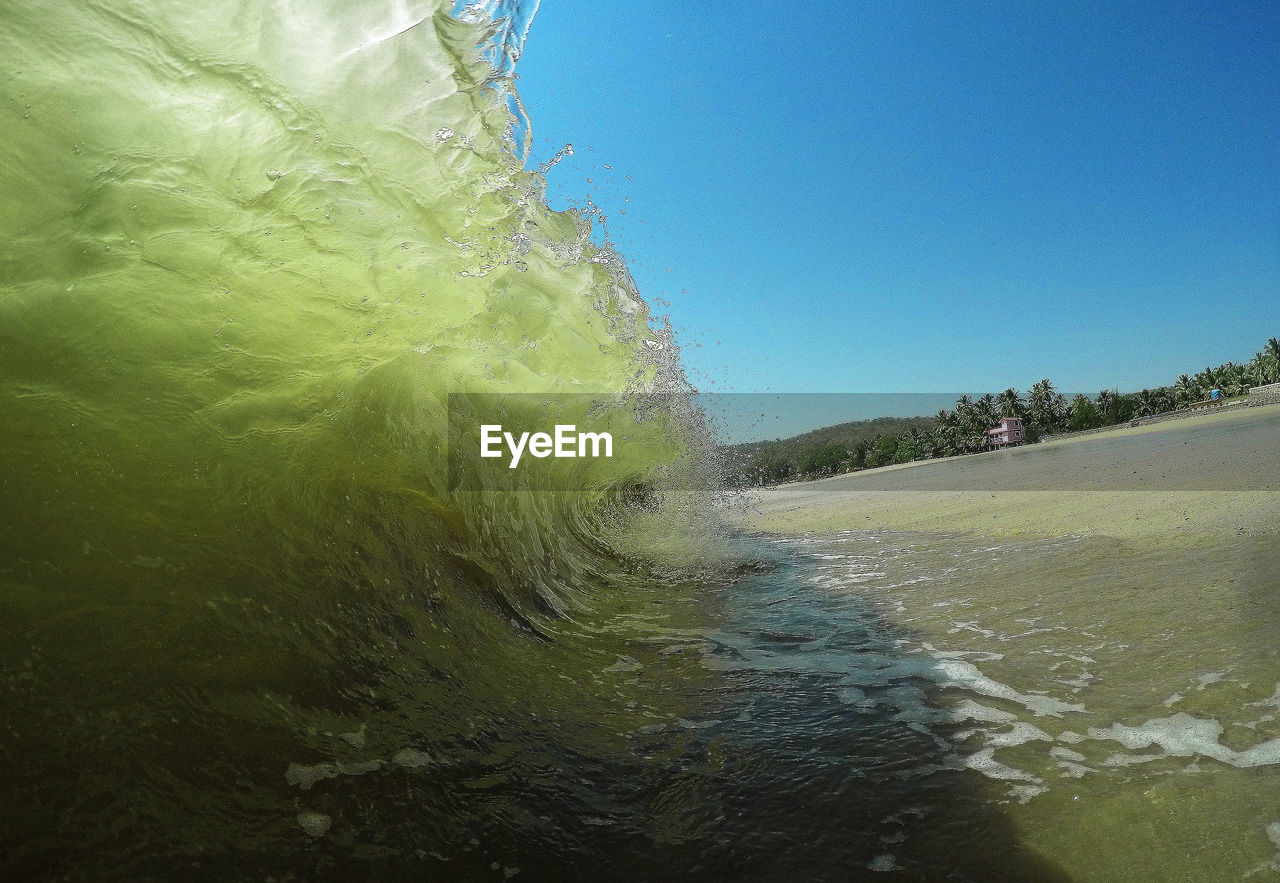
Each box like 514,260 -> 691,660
0,0 -> 717,875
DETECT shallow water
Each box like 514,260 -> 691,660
776,528 -> 1280,879
4,521 -> 1276,877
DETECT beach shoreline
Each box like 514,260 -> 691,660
728,403 -> 1280,542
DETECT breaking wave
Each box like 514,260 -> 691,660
0,0 -> 724,874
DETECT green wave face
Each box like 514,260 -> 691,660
0,1 -> 721,872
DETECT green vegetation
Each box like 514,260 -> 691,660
722,336 -> 1280,486
720,416 -> 936,485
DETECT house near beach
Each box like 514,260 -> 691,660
986,416 -> 1025,448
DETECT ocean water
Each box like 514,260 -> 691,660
4,2 -> 1278,879
0,0 -> 719,875
784,528 -> 1280,879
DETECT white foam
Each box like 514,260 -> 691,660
286,758 -> 384,789
287,762 -> 339,789
392,748 -> 433,768
1057,672 -> 1096,689
836,686 -> 875,707
297,811 -> 331,837
1088,712 -> 1280,769
986,722 -> 1052,749
950,699 -> 1017,725
1055,760 -> 1091,778
958,747 -> 1036,782
1008,784 -> 1048,804
1196,671 -> 1225,690
1101,752 -> 1165,768
955,743 -> 1052,800
866,854 -> 900,872
709,644 -> 1081,722
947,621 -> 998,639
928,658 -> 1084,718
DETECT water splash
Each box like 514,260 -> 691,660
453,0 -> 541,160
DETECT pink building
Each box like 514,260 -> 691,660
986,416 -> 1025,448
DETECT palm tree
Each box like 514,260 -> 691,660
1135,389 -> 1156,417
997,387 -> 1023,418
911,427 -> 930,460
1194,367 -> 1215,396
976,393 -> 999,429
953,395 -> 983,452
1244,358 -> 1262,388
1260,337 -> 1280,384
1028,378 -> 1064,434
1068,393 -> 1098,430
935,409 -> 963,456
1097,388 -> 1114,421
1218,362 -> 1247,397
1174,374 -> 1194,406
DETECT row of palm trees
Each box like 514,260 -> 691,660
726,337 -> 1279,484
931,378 -> 1068,456
925,336 -> 1280,458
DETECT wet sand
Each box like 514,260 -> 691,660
733,404 -> 1280,542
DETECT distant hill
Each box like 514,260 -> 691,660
718,415 -> 936,486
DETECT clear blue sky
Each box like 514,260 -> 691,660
514,1 -> 1279,398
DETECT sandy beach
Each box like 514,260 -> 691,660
733,403 -> 1280,542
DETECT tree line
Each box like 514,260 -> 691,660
722,336 -> 1280,486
